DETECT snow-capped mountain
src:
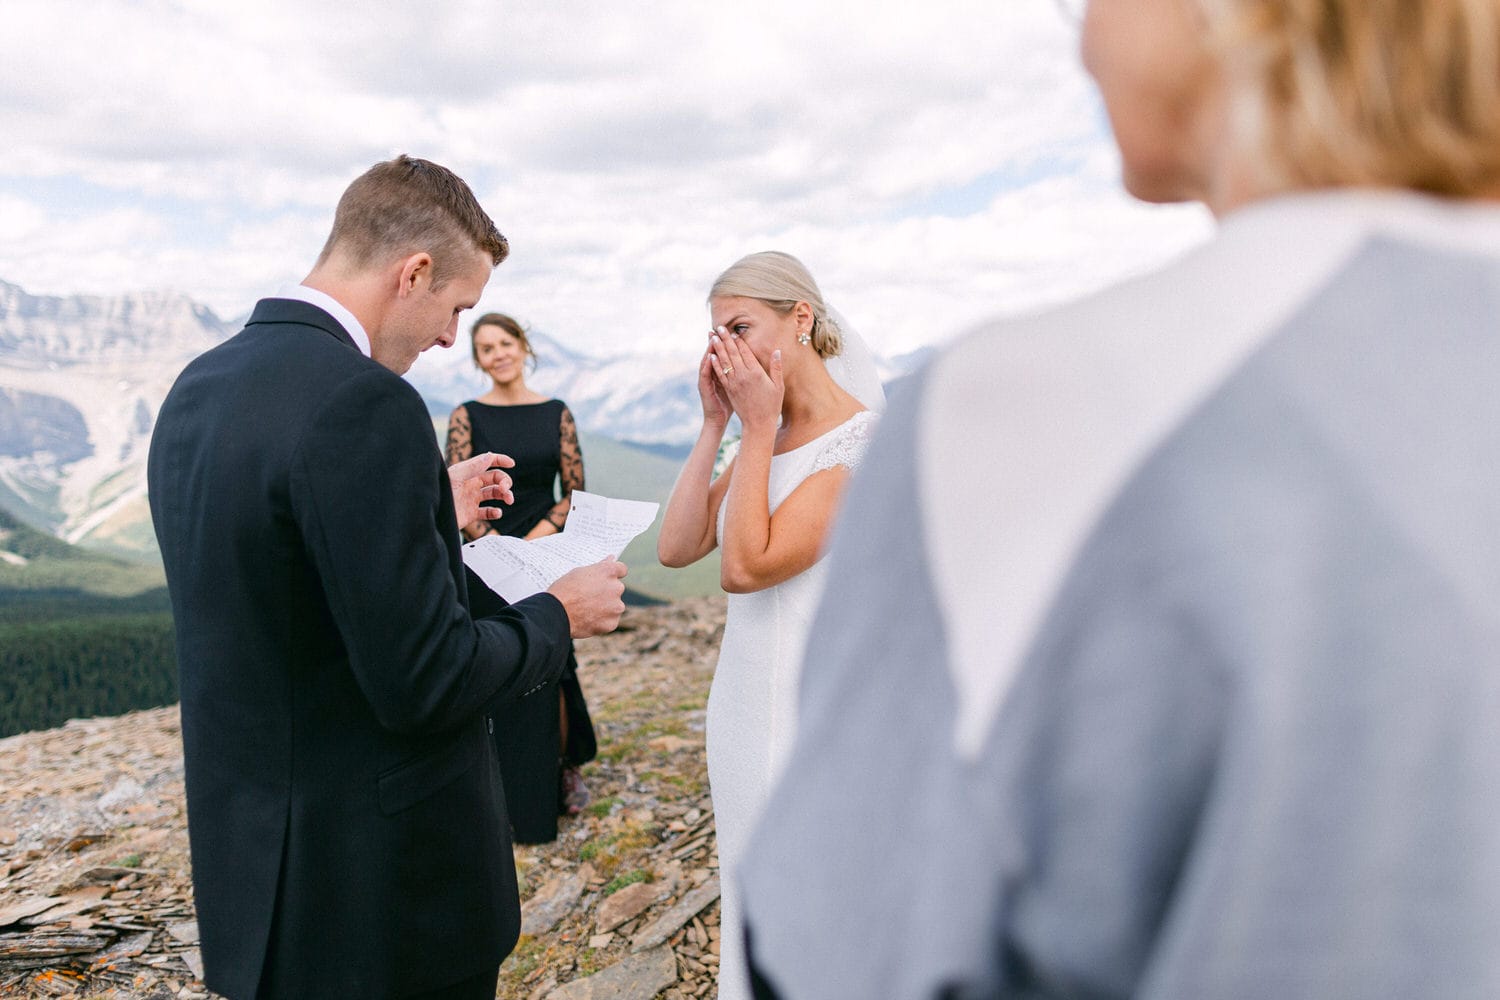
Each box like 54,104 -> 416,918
0,280 -> 237,551
405,329 -> 920,448
0,278 -> 920,555
0,280 -> 228,362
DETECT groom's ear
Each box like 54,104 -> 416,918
395,253 -> 434,298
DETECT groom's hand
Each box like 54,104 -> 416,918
548,557 -> 628,638
449,452 -> 515,530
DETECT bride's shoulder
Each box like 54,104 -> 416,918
838,408 -> 880,442
811,409 -> 879,474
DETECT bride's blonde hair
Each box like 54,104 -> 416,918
709,251 -> 844,359
1208,0 -> 1500,196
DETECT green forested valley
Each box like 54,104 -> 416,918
0,509 -> 175,738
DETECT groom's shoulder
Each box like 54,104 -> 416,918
172,305 -> 409,423
213,299 -> 383,376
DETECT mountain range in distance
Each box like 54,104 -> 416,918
0,278 -> 927,596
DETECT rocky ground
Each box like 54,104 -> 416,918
0,597 -> 728,1000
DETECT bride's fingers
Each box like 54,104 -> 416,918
704,346 -> 730,382
714,332 -> 750,374
698,352 -> 716,394
710,335 -> 734,380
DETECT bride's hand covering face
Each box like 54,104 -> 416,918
697,341 -> 734,426
710,332 -> 784,431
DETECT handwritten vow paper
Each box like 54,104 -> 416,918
461,490 -> 659,603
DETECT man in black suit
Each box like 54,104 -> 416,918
148,155 -> 627,1000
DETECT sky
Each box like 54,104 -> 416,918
0,0 -> 1213,367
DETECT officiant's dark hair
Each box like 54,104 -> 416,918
316,154 -> 509,288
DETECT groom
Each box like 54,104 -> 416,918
148,155 -> 627,999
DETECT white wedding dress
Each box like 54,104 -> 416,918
708,409 -> 879,1000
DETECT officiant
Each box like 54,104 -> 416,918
446,311 -> 598,842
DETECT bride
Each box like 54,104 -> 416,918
658,250 -> 884,1000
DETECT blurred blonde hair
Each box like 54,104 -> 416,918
709,251 -> 844,359
1210,0 -> 1500,196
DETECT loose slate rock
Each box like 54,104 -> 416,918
545,945 -> 677,1000
165,920 -> 198,944
595,881 -> 659,933
89,929 -> 154,969
0,930 -> 108,959
72,867 -> 144,886
0,896 -> 63,928
630,878 -> 719,953
21,887 -> 111,926
521,863 -> 595,937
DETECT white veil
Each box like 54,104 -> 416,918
822,307 -> 886,413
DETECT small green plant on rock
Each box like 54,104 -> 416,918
577,828 -> 657,879
503,935 -> 547,979
575,947 -> 605,977
603,869 -> 651,896
587,795 -> 620,818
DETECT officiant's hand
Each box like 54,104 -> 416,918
711,332 -> 783,431
549,556 -> 629,638
449,451 -> 515,532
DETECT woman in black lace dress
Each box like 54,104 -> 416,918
446,312 -> 595,843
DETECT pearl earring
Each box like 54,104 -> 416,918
797,331 -> 812,346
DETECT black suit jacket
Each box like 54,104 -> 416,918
148,299 -> 571,999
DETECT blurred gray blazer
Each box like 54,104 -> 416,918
741,191 -> 1500,1000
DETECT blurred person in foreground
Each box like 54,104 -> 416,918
739,1 -> 1500,997
148,154 -> 627,1000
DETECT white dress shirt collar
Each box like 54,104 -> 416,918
274,284 -> 372,358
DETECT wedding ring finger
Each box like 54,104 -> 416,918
721,365 -> 734,376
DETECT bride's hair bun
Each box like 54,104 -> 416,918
809,309 -> 843,359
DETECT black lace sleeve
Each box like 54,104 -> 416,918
447,404 -> 499,539
445,405 -> 473,466
546,404 -> 585,530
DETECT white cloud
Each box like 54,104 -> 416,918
0,0 -> 1212,362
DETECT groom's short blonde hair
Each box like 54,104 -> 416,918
1210,0 -> 1500,196
317,155 -> 509,288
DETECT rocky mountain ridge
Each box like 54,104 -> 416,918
0,276 -> 918,558
0,282 -> 229,366
0,281 -> 233,550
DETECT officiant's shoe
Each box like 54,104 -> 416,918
559,765 -> 590,816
